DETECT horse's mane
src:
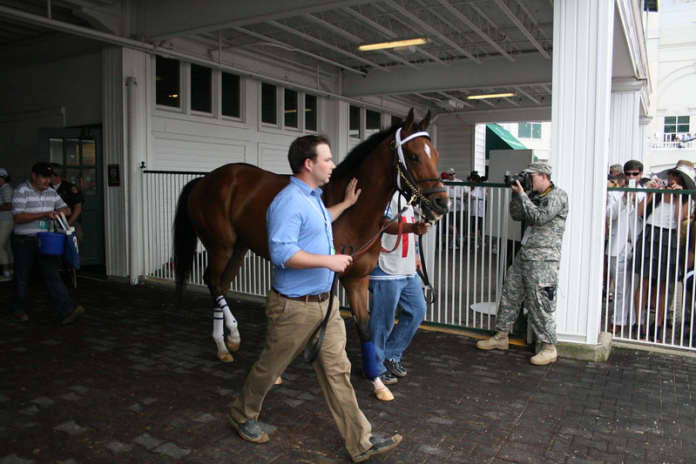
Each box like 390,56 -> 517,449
331,120 -> 425,180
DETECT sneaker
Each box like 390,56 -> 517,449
62,306 -> 85,325
530,343 -> 557,365
352,434 -> 403,463
228,416 -> 269,444
378,371 -> 398,386
384,359 -> 407,378
10,311 -> 29,323
476,331 -> 509,351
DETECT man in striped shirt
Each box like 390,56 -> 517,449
10,162 -> 84,324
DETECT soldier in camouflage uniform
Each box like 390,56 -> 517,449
476,163 -> 568,365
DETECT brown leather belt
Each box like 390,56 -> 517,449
276,290 -> 330,303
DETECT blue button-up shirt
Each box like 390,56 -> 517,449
267,177 -> 335,296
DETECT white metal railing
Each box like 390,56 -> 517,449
142,172 -> 522,334
142,170 -> 273,298
142,172 -> 696,349
651,140 -> 694,149
604,186 -> 696,350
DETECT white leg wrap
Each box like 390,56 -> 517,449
216,296 -> 240,345
212,308 -> 226,352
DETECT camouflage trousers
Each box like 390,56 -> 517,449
496,256 -> 559,344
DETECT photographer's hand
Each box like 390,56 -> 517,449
511,180 -> 524,195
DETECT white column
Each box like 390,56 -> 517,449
609,79 -> 644,167
552,0 -> 615,344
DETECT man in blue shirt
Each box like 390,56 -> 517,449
228,135 -> 402,463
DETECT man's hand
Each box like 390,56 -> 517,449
413,220 -> 430,235
327,254 -> 353,273
344,178 -> 362,207
511,180 -> 524,194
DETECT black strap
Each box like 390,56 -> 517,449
417,233 -> 436,304
303,274 -> 338,363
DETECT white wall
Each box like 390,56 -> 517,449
431,113 -> 475,177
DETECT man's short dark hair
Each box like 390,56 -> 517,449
623,160 -> 643,173
288,135 -> 331,175
32,162 -> 54,177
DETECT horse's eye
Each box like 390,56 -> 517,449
409,153 -> 419,162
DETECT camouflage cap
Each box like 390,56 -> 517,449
522,163 -> 552,175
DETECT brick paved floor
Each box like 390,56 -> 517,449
1,277 -> 696,463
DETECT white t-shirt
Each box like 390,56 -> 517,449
374,193 -> 418,277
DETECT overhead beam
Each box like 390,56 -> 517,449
435,0 -> 516,62
492,0 -> 551,59
343,53 -> 552,97
267,19 -> 390,72
141,0 -> 375,41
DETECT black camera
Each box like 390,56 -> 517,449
504,172 -> 532,191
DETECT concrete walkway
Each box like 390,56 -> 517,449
1,277 -> 695,463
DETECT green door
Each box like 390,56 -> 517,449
37,128 -> 104,267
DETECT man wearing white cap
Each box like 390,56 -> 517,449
476,163 -> 568,365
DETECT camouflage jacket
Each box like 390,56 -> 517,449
510,185 -> 568,261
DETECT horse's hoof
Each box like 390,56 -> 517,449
217,352 -> 234,363
274,377 -> 283,385
374,387 -> 394,402
225,339 -> 241,353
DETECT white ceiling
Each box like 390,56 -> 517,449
0,0 -> 640,117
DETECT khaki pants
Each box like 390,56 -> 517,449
230,290 -> 372,456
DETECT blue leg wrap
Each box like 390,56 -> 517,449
361,341 -> 379,380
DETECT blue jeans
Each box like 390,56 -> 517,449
10,234 -> 73,317
369,272 -> 427,375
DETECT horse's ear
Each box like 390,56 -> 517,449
419,111 -> 432,130
403,108 -> 415,131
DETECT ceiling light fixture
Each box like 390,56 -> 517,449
358,38 -> 428,51
466,92 -> 515,100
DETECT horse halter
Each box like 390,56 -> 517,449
391,127 -> 446,219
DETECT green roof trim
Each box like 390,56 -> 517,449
486,124 -> 527,150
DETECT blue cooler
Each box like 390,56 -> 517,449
37,232 -> 66,255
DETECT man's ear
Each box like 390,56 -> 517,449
303,157 -> 314,172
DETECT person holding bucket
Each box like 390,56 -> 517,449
8,162 -> 84,324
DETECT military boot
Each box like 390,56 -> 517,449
530,343 -> 557,365
476,331 -> 509,350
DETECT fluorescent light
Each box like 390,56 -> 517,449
467,92 -> 515,100
358,38 -> 428,51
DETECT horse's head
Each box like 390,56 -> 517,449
392,109 -> 450,223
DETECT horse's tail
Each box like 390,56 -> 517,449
173,178 -> 202,295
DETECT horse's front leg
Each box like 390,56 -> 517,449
212,295 -> 240,362
344,277 -> 394,402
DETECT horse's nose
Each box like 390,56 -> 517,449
432,196 -> 450,215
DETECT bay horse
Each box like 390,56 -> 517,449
173,109 -> 449,400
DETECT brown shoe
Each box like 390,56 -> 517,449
62,306 -> 85,325
352,434 -> 403,463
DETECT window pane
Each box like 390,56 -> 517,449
305,94 -> 317,131
366,110 -> 381,137
156,56 -> 180,108
66,139 -> 80,166
284,89 -> 298,128
665,116 -> 676,125
82,139 -> 96,166
261,83 -> 277,125
518,123 -> 531,138
665,125 -> 676,133
677,116 -> 689,125
221,72 -> 241,118
191,64 -> 212,113
532,124 -> 542,139
349,105 -> 361,139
